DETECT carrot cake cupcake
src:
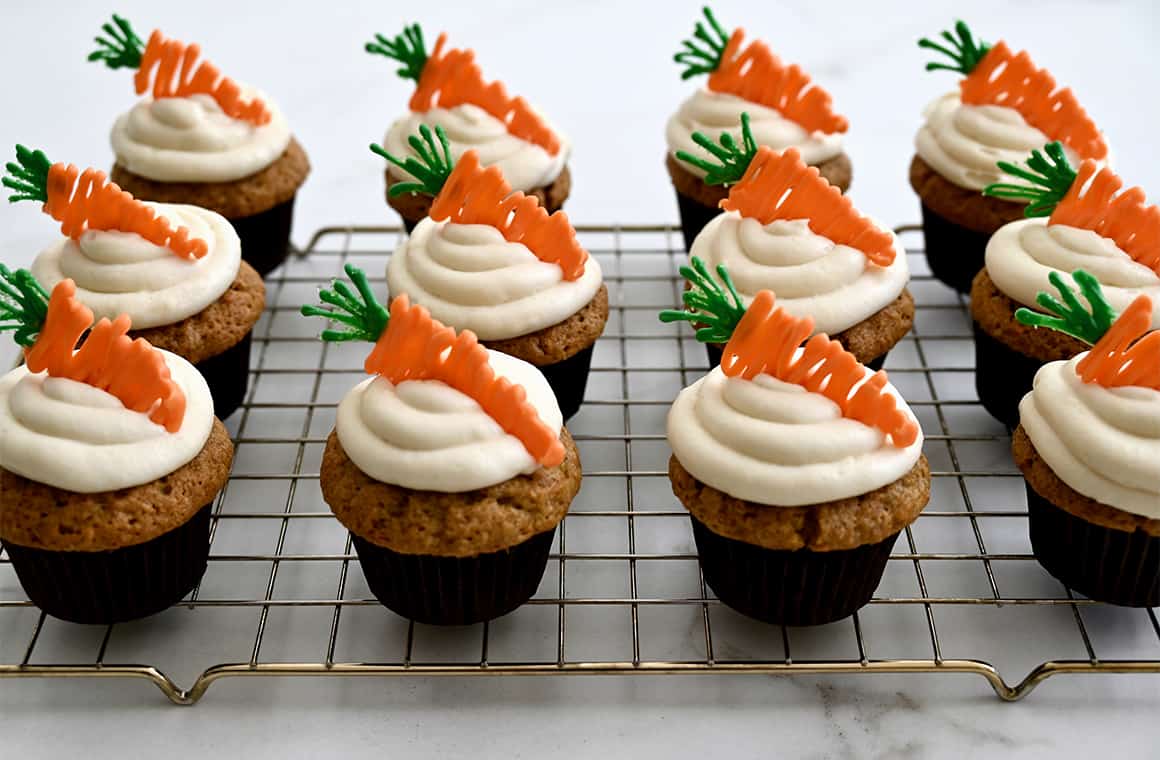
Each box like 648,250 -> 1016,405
1013,293 -> 1159,606
302,267 -> 581,624
367,21 -> 569,232
668,6 -> 850,250
662,145 -> 912,370
666,289 -> 929,625
970,144 -> 1159,426
88,14 -> 310,276
373,128 -> 606,419
0,269 -> 232,623
5,145 -> 264,419
911,20 -> 1108,293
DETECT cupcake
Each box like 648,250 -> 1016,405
87,14 -> 310,276
302,267 -> 581,624
662,146 -> 912,371
1013,293 -> 1159,606
366,22 -> 570,232
911,20 -> 1108,293
970,144 -> 1159,426
0,269 -> 232,624
4,145 -> 264,419
372,131 -> 607,419
666,289 -> 929,625
668,7 -> 850,250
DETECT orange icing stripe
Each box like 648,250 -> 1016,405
23,280 -> 187,432
135,30 -> 271,127
961,41 -> 1106,160
43,164 -> 208,260
719,147 -> 895,266
428,151 -> 588,280
707,30 -> 847,135
364,294 -> 565,467
1075,295 -> 1160,390
720,291 -> 918,447
1049,161 -> 1160,276
410,33 -> 560,155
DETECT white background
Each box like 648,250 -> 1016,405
1,1 -> 1158,757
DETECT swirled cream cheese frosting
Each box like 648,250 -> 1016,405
336,349 -> 562,492
111,89 -> 291,183
667,89 -> 843,178
386,218 -> 602,341
1019,355 -> 1160,518
986,219 -> 1160,329
385,104 -> 569,192
915,93 -> 1086,194
690,213 -> 908,334
31,203 -> 241,330
667,363 -> 924,506
0,350 -> 213,493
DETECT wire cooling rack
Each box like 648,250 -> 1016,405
1,223 -> 1158,705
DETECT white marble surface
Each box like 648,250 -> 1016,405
1,1 -> 1159,757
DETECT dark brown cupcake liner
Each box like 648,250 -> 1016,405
195,332 -> 253,420
534,344 -> 594,421
1025,484 -> 1159,607
401,215 -> 421,235
351,527 -> 557,625
704,341 -> 887,372
691,516 -> 899,626
230,195 -> 297,277
973,322 -> 1045,429
674,188 -> 723,252
2,503 -> 212,625
919,203 -> 990,294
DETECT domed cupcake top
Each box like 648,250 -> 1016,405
1016,275 -> 1160,518
668,7 -> 846,177
675,138 -> 906,333
90,14 -> 291,183
370,22 -> 568,192
664,286 -> 922,506
302,265 -> 565,491
915,20 -> 1106,193
0,267 -> 213,492
5,146 -> 240,329
372,130 -> 601,340
983,144 -> 1160,327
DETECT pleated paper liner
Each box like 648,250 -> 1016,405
195,332 -> 253,420
230,195 -> 298,277
674,189 -> 724,253
2,503 -> 213,625
351,527 -> 557,625
918,203 -> 990,294
690,516 -> 899,626
703,341 -> 887,373
1026,484 -> 1160,608
972,323 -> 1047,429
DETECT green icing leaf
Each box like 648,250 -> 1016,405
2,144 -> 52,204
659,256 -> 747,344
370,124 -> 455,198
0,264 -> 50,348
918,20 -> 990,76
301,263 -> 390,343
673,6 -> 730,81
366,22 -> 428,83
1014,269 -> 1117,345
675,111 -> 757,186
87,14 -> 145,70
984,142 -> 1078,218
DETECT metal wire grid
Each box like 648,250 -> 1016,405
1,223 -> 1157,706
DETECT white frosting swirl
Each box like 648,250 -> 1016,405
111,89 -> 291,182
690,213 -> 908,334
915,92 -> 1084,194
666,89 -> 843,178
30,203 -> 240,330
387,218 -> 602,341
0,350 -> 214,493
667,364 -> 924,506
385,104 -> 569,192
1020,356 -> 1160,518
986,218 -> 1160,329
336,350 -> 562,492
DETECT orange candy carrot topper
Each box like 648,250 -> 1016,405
301,265 -> 564,467
367,23 -> 560,155
88,14 -> 271,126
1075,295 -> 1160,390
3,146 -> 209,261
719,290 -> 918,447
674,7 -> 847,135
0,270 -> 186,432
720,147 -> 896,266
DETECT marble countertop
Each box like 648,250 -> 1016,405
1,1 -> 1158,757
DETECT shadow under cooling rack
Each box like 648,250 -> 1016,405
1,223 -> 1157,705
